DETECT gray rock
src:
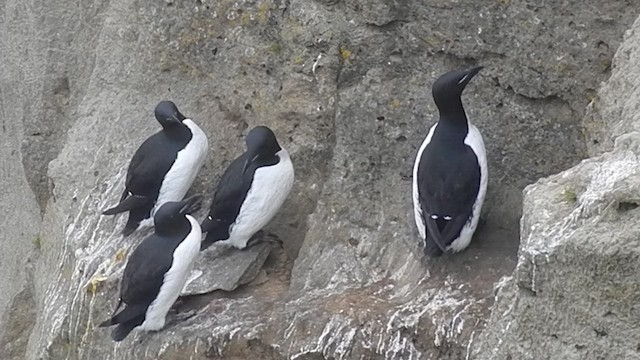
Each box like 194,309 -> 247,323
583,16 -> 640,157
473,15 -> 640,360
0,0 -> 638,359
473,133 -> 640,360
182,242 -> 273,296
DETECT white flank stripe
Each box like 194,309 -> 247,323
139,215 -> 202,331
218,148 -> 295,249
153,119 -> 209,217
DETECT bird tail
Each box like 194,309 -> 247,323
122,219 -> 141,237
421,203 -> 448,253
99,303 -> 146,327
109,298 -> 123,318
102,194 -> 150,215
98,317 -> 116,328
200,221 -> 231,251
111,316 -> 145,342
423,238 -> 444,257
200,233 -> 216,251
99,303 -> 147,341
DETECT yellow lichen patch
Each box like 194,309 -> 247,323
340,46 -> 352,61
600,59 -> 612,72
114,248 -> 127,263
258,1 -> 270,24
33,235 -> 42,251
390,99 -> 401,109
87,275 -> 109,295
419,36 -> 440,48
268,43 -> 282,54
292,55 -> 304,65
561,188 -> 577,203
557,63 -> 569,73
240,11 -> 251,25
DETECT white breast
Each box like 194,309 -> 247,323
412,123 -> 438,243
225,149 -> 295,249
411,120 -> 488,253
448,122 -> 487,252
153,119 -> 209,217
139,215 -> 202,331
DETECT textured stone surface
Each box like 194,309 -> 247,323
0,0 -> 638,359
474,15 -> 640,360
182,242 -> 273,296
584,15 -> 640,156
473,133 -> 640,360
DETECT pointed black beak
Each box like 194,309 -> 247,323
179,195 -> 202,216
467,66 -> 483,77
453,66 -> 483,92
459,66 -> 483,86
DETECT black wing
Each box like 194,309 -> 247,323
417,144 -> 481,254
210,153 -> 254,222
200,151 -> 279,249
99,234 -> 178,340
200,153 -> 255,246
102,132 -> 186,217
124,133 -> 184,197
119,233 -> 178,306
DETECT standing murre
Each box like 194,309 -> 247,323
102,101 -> 208,236
200,126 -> 294,251
412,66 -> 488,257
99,196 -> 203,341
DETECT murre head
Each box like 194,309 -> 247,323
153,195 -> 201,234
246,126 -> 281,154
432,66 -> 483,115
241,126 -> 282,173
154,101 -> 186,128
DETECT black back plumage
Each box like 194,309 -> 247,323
417,125 -> 481,256
416,67 -> 483,257
102,101 -> 193,236
200,126 -> 281,250
99,199 -> 197,341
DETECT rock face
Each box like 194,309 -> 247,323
182,242 -> 273,296
0,0 -> 638,359
473,15 -> 640,360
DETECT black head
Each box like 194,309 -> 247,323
245,126 -> 281,157
431,66 -> 483,115
153,195 -> 201,235
154,101 -> 187,128
241,126 -> 282,174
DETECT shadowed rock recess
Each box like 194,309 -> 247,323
0,0 -> 638,359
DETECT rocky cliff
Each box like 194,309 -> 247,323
0,0 -> 638,359
473,15 -> 640,360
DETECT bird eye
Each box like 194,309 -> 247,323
443,215 -> 452,221
430,214 -> 438,220
207,215 -> 212,221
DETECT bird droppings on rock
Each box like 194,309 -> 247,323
0,0 -> 639,359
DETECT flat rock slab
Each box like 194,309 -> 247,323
182,242 -> 273,296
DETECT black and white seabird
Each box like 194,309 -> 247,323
99,196 -> 202,341
200,126 -> 294,250
412,66 -> 488,257
102,101 -> 208,236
